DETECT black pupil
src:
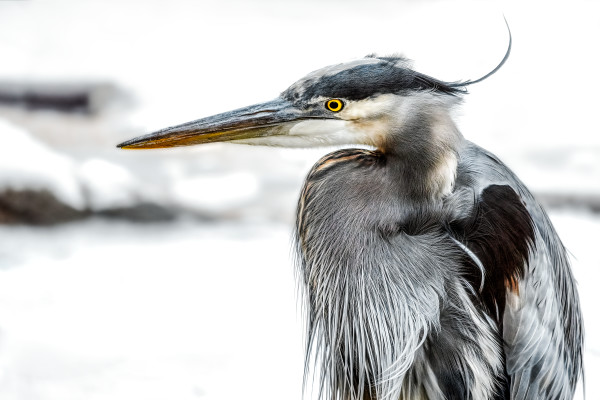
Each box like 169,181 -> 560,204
330,101 -> 339,109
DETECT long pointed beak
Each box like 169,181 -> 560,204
117,98 -> 303,149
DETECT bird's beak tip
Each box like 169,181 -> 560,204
116,140 -> 144,150
116,129 -> 185,150
117,141 -> 148,150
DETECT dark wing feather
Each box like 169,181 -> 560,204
449,142 -> 583,400
448,184 -> 535,322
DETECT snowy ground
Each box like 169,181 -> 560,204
0,213 -> 597,400
0,220 -> 303,400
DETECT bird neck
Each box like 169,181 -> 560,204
383,99 -> 463,201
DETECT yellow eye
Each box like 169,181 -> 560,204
325,99 -> 344,112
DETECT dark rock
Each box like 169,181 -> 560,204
0,189 -> 185,225
97,203 -> 177,223
0,189 -> 87,225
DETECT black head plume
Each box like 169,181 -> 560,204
283,18 -> 512,103
447,16 -> 513,90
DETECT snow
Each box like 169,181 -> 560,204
76,159 -> 139,210
169,172 -> 260,213
0,221 -> 304,400
0,119 -> 84,209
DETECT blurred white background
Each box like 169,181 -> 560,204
0,0 -> 598,399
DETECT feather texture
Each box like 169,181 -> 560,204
295,143 -> 582,400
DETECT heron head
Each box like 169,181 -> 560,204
117,56 -> 468,152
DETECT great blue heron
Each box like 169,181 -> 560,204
118,31 -> 583,400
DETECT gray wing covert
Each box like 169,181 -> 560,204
449,142 -> 583,399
